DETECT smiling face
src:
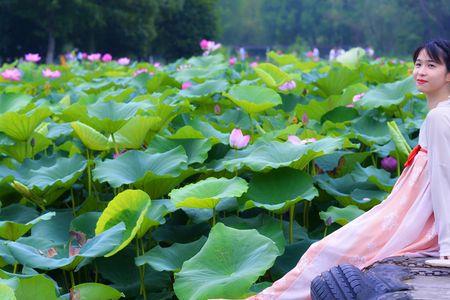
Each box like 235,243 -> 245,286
413,49 -> 450,96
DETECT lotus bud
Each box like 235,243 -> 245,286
181,81 -> 192,90
25,53 -> 41,63
11,181 -> 33,199
301,113 -> 309,125
214,104 -> 221,115
229,128 -> 250,149
381,156 -> 397,172
325,216 -> 333,226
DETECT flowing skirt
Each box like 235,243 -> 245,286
250,149 -> 439,300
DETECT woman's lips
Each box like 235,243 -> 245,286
416,79 -> 428,84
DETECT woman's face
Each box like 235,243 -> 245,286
413,49 -> 450,95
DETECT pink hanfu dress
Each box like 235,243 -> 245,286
250,99 -> 450,300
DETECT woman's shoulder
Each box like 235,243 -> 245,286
425,106 -> 450,127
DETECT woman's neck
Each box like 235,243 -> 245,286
427,87 -> 450,110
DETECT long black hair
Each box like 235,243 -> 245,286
413,39 -> 450,72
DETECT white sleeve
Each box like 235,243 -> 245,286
426,108 -> 450,256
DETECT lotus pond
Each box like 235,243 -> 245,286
0,50 -> 424,299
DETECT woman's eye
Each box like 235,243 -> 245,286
428,64 -> 435,68
415,63 -> 421,67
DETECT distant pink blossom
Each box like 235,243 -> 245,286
25,53 -> 41,62
133,68 -> 148,77
301,112 -> 309,125
181,81 -> 192,90
200,39 -> 221,55
229,128 -> 250,149
347,93 -> 365,108
117,57 -> 130,65
381,156 -> 397,172
113,150 -> 127,159
288,135 -> 316,145
42,68 -> 61,79
102,53 -> 112,62
250,61 -> 258,68
200,39 -> 209,50
81,52 -> 88,59
306,51 -> 314,58
1,68 -> 21,81
214,104 -> 221,115
279,80 -> 296,91
153,62 -> 161,68
87,53 -> 101,61
229,57 -> 237,65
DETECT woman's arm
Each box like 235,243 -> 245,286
426,108 -> 450,256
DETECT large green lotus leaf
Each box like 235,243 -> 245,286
351,163 -> 397,192
0,132 -> 51,162
0,204 -> 55,241
319,205 -> 364,226
92,147 -> 188,188
10,155 -> 86,205
314,67 -> 361,97
174,223 -> 279,300
361,62 -> 409,84
136,200 -> 170,238
315,173 -> 383,209
71,121 -> 109,151
111,116 -> 162,149
352,115 -> 391,145
169,126 -> 205,139
31,211 -> 73,244
45,122 -> 73,140
270,240 -> 315,280
70,212 -> 101,238
387,120 -> 411,163
0,284 -> 15,300
315,151 -> 370,172
147,135 -> 214,165
0,93 -> 32,114
223,85 -> 282,114
95,190 -> 151,257
140,168 -> 197,200
243,168 -> 318,212
212,138 -> 343,172
320,106 -> 359,123
13,274 -> 57,300
135,236 -> 207,272
357,76 -> 417,110
336,47 -> 365,69
7,223 -> 126,270
86,101 -> 145,134
99,87 -> 135,103
267,51 -> 300,66
69,283 -> 124,300
253,63 -> 291,88
0,106 -> 52,141
179,79 -> 229,99
221,214 -> 286,253
186,118 -> 229,144
0,242 -> 16,267
169,177 -> 248,209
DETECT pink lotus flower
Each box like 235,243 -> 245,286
381,156 -> 397,172
200,39 -> 209,50
347,93 -> 365,108
353,93 -> 365,102
133,68 -> 148,77
214,104 -> 221,115
181,81 -> 192,90
200,39 -> 221,55
229,57 -> 237,65
102,53 -> 112,62
42,68 -> 61,78
81,52 -> 88,60
117,57 -> 130,65
250,61 -> 258,68
229,128 -> 250,149
1,68 -> 21,81
87,53 -> 101,61
301,112 -> 309,125
306,51 -> 314,58
153,62 -> 161,68
25,53 -> 41,62
288,135 -> 316,145
279,80 -> 296,91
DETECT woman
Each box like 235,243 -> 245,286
250,39 -> 450,300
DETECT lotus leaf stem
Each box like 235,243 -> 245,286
70,271 -> 75,289
289,205 -> 295,244
371,154 -> 377,167
111,133 -> 120,156
86,149 -> 92,197
396,151 -> 400,177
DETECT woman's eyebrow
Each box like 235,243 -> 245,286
416,58 -> 437,63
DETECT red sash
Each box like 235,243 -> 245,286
404,145 -> 427,168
